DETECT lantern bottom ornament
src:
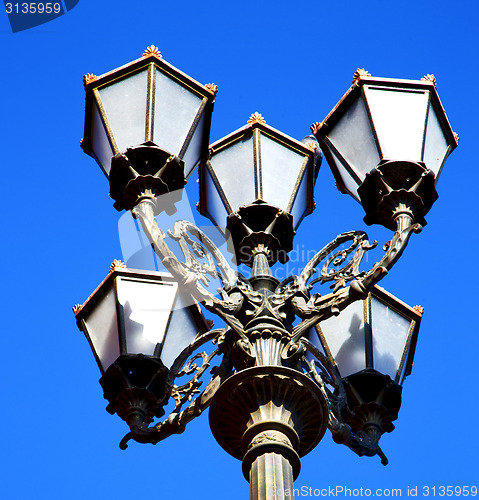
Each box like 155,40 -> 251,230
109,142 -> 185,215
100,354 -> 169,425
226,201 -> 295,267
358,160 -> 438,230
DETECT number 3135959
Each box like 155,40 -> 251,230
5,3 -> 62,14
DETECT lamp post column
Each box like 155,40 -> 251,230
209,250 -> 329,500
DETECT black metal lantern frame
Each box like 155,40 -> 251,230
75,50 -> 458,500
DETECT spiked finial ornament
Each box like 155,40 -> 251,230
352,68 -> 371,84
143,45 -> 162,58
421,74 -> 437,87
247,112 -> 266,125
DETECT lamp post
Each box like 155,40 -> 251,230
74,47 -> 457,500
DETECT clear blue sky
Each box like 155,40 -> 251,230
1,1 -> 478,499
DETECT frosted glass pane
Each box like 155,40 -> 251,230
181,112 -> 205,178
306,327 -> 327,362
261,135 -> 306,212
371,297 -> 412,380
83,283 -> 120,373
117,277 -> 177,356
161,293 -> 201,368
91,101 -> 114,176
154,69 -> 203,159
365,86 -> 428,162
319,300 -> 366,377
329,149 -> 361,202
204,167 -> 229,227
328,94 -> 380,180
99,70 -> 148,152
423,103 -> 449,179
290,170 -> 308,228
211,136 -> 255,213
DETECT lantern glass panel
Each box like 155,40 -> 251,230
181,112 -> 206,178
90,101 -> 114,177
211,137 -> 255,213
161,293 -> 201,368
117,276 -> 177,357
98,70 -> 149,153
371,296 -> 413,380
328,94 -> 380,181
319,300 -> 365,377
290,169 -> 308,228
329,148 -> 361,201
260,135 -> 306,213
204,167 -> 229,228
364,86 -> 429,162
153,69 -> 204,175
423,103 -> 450,179
82,283 -> 120,373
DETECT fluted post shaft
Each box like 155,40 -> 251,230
250,451 -> 295,500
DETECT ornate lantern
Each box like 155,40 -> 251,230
82,46 -> 216,213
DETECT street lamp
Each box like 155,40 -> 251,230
313,69 -> 457,229
309,284 -> 422,464
198,112 -> 320,266
74,261 -> 209,424
75,47 -> 457,500
82,45 -> 216,214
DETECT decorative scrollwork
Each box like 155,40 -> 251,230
132,200 -> 246,337
300,338 -> 346,418
287,213 -> 421,340
296,230 -> 377,293
167,220 -> 234,292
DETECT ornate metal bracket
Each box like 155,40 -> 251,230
132,195 -> 421,366
126,195 -> 421,466
288,212 -> 421,339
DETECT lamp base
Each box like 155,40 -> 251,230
100,354 -> 169,423
226,201 -> 295,267
109,142 -> 185,214
342,369 -> 401,446
358,160 -> 438,230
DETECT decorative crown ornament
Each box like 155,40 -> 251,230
352,68 -> 371,84
247,112 -> 266,125
82,74 -> 97,87
110,259 -> 127,272
143,45 -> 162,58
421,74 -> 437,86
205,83 -> 219,96
310,122 -> 322,135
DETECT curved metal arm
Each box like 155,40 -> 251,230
327,412 -> 388,466
119,328 -> 234,449
298,230 -> 377,293
132,199 -> 246,337
119,371 -> 226,449
291,213 -> 421,338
